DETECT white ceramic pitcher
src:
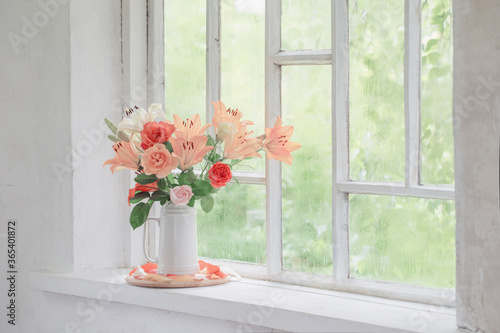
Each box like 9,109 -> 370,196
143,204 -> 199,275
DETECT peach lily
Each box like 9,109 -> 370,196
211,101 -> 253,140
173,114 -> 212,141
262,116 -> 301,165
170,136 -> 214,171
103,140 -> 141,173
223,126 -> 263,160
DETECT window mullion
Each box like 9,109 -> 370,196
270,49 -> 333,66
147,0 -> 165,107
265,0 -> 283,278
206,0 -> 221,135
404,0 -> 422,187
332,0 -> 350,281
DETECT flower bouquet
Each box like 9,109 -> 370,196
103,101 -> 300,230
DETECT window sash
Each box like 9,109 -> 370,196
150,0 -> 455,305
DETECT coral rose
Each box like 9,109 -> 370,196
127,181 -> 159,206
140,121 -> 176,150
141,144 -> 178,178
170,185 -> 194,206
208,162 -> 232,188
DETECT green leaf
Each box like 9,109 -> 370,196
201,194 -> 214,213
150,190 -> 169,202
187,169 -> 198,183
424,39 -> 439,52
104,118 -> 118,135
178,172 -> 189,185
206,136 -> 216,147
158,178 -> 167,191
429,65 -> 451,78
431,3 -> 444,16
187,196 -> 196,207
130,202 -> 152,230
107,134 -> 120,143
166,173 -> 179,187
164,141 -> 173,153
134,173 -> 158,185
233,176 -> 240,186
208,153 -> 222,163
191,180 -> 212,196
129,191 -> 150,204
426,52 -> 440,66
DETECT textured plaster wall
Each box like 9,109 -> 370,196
0,0 -> 73,332
454,0 -> 500,332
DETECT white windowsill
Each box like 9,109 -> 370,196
29,270 -> 460,333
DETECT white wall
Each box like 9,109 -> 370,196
0,0 -> 73,332
454,1 -> 500,332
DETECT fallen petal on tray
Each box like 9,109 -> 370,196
132,265 -> 147,278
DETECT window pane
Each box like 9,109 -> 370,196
197,183 -> 266,264
282,0 -> 331,51
164,0 -> 206,122
349,0 -> 405,182
282,66 -> 333,275
349,194 -> 455,288
221,0 -> 265,172
421,0 -> 453,185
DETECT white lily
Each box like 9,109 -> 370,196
117,103 -> 168,134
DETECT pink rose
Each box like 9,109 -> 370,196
140,121 -> 176,150
141,144 -> 178,178
170,185 -> 194,206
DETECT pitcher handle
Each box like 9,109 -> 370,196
143,217 -> 160,263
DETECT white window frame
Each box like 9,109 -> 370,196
147,0 -> 455,306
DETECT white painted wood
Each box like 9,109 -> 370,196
200,258 -> 455,306
29,270 -> 460,333
270,49 -> 332,66
405,0 -> 422,187
147,0 -> 165,107
198,257 -> 267,280
230,171 -> 266,185
122,0 -> 148,108
173,169 -> 265,185
206,0 -> 221,133
336,181 -> 455,200
122,0 -> 149,268
70,1 -> 127,271
331,0 -> 350,281
265,0 -> 283,278
274,271 -> 455,307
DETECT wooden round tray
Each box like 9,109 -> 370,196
125,275 -> 231,288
